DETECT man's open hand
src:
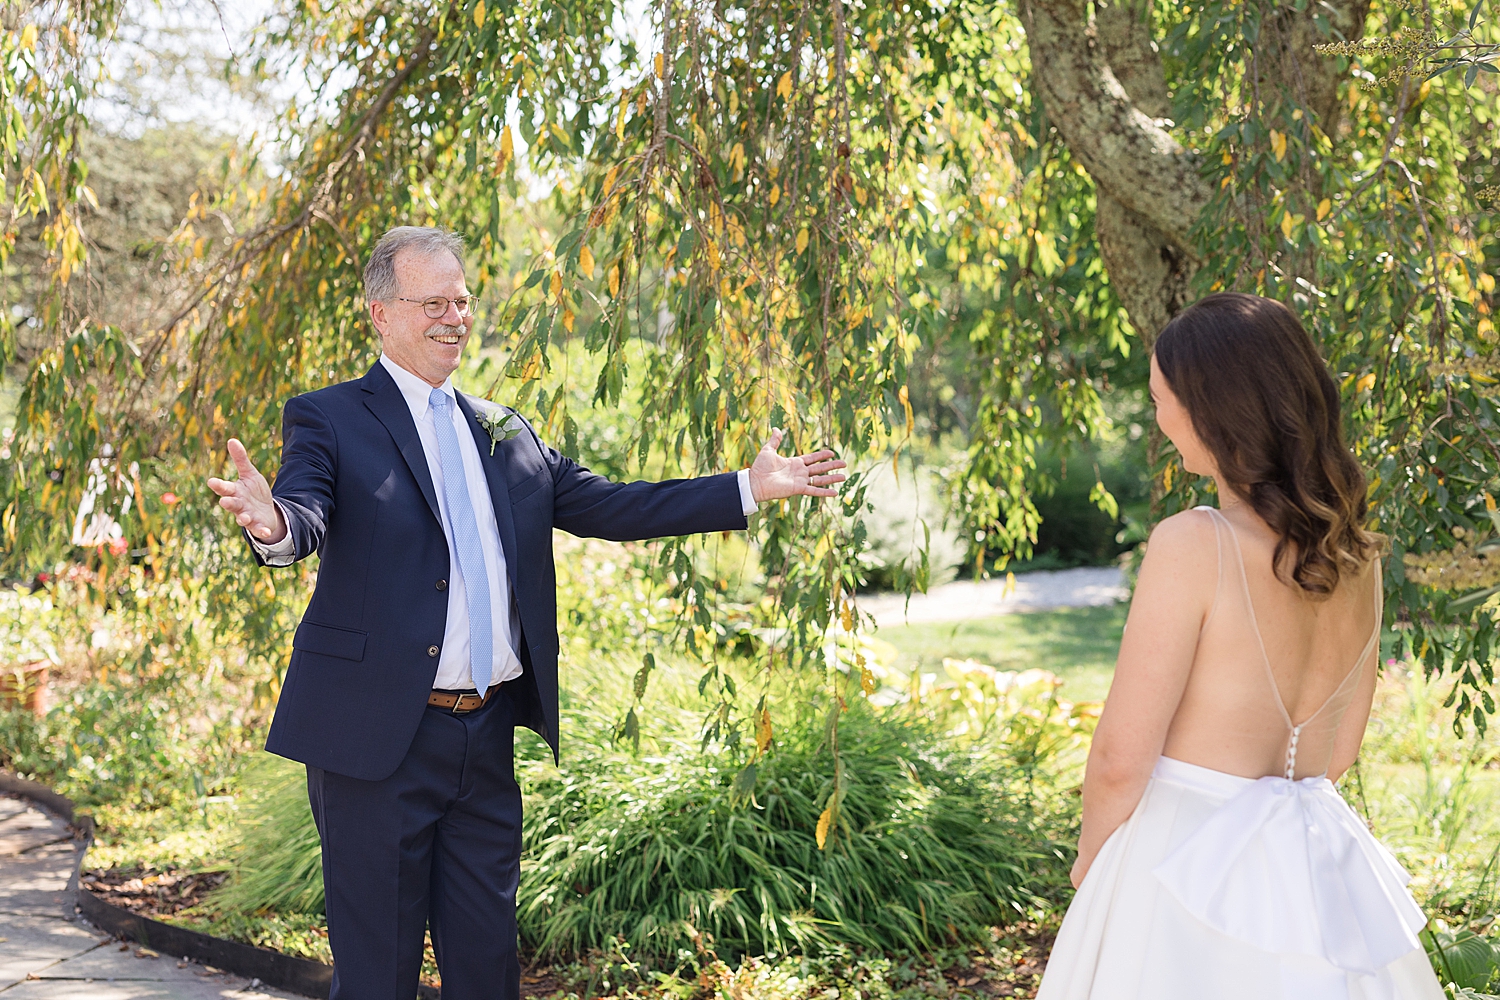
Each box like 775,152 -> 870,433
747,429 -> 848,503
207,438 -> 287,543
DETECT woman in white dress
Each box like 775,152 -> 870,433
1037,293 -> 1444,999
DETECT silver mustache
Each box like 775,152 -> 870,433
424,323 -> 466,341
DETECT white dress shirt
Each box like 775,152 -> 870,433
252,355 -> 760,691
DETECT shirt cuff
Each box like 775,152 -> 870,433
248,500 -> 297,566
736,469 -> 758,516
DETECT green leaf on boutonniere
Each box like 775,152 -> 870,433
475,406 -> 523,456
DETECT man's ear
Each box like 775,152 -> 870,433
369,298 -> 388,335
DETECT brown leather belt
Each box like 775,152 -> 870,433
428,684 -> 503,714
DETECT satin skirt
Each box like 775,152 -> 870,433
1036,756 -> 1445,1000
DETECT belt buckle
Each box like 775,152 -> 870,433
453,691 -> 482,714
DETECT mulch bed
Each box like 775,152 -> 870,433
82,866 -> 229,918
80,865 -> 1050,998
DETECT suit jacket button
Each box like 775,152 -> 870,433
428,645 -> 440,657
436,579 -> 447,591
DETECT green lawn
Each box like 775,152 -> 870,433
875,604 -> 1126,703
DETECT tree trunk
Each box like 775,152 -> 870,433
1016,0 -> 1368,348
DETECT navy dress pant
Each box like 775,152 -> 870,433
307,684 -> 523,1000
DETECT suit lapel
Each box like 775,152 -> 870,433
456,393 -> 520,572
361,363 -> 442,526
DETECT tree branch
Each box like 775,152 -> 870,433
1018,0 -> 1211,252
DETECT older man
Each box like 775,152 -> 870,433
207,227 -> 844,1000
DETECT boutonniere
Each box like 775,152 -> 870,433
473,401 -> 524,456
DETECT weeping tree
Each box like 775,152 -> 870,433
1004,0 -> 1500,728
3,0 -> 1500,830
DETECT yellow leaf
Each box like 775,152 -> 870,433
777,71 -> 793,100
616,91 -> 629,141
1221,151 -> 1233,165
796,228 -> 809,254
1480,272 -> 1496,293
1355,372 -> 1376,393
603,165 -> 619,195
1270,129 -> 1287,162
1163,462 -> 1174,492
860,666 -> 877,696
755,707 -> 773,755
1280,211 -> 1295,240
898,384 -> 913,435
608,264 -> 621,297
549,271 -> 562,299
1316,198 -> 1331,222
854,186 -> 866,206
654,52 -> 664,79
562,308 -> 575,333
500,125 -> 514,163
473,0 -> 485,27
769,184 -> 781,208
707,240 -> 721,271
815,804 -> 834,850
317,279 -> 329,298
19,23 -> 37,51
578,245 -> 594,278
1221,175 -> 1233,189
1486,491 -> 1496,513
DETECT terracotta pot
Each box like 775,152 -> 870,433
0,663 -> 50,715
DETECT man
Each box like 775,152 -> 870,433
206,226 -> 845,999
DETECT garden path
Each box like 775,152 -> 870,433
0,794 -> 300,999
857,565 -> 1128,627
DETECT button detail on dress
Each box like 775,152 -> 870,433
436,579 -> 447,591
427,645 -> 440,657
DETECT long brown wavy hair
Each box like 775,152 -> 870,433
1153,293 -> 1382,596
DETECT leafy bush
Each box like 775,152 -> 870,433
519,698 -> 1066,961
201,683 -> 1074,963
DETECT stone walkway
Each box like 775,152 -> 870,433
857,565 -> 1128,628
0,795 -> 303,999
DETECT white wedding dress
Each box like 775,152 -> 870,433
1038,508 -> 1443,1000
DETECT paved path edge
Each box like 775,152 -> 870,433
1,770 -> 421,999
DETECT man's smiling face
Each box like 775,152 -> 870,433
369,246 -> 474,387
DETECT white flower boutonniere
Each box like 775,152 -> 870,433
473,402 -> 524,456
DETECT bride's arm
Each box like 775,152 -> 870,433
1071,510 -> 1217,888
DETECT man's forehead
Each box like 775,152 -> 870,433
393,248 -> 466,286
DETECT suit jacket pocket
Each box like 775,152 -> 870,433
293,620 -> 368,661
508,468 -> 550,505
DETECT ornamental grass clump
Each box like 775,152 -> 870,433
203,682 -> 1072,962
517,696 -> 1068,961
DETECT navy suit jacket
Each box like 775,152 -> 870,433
255,361 -> 747,781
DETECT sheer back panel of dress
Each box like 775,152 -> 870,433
1160,507 -> 1381,781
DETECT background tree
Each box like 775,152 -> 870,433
4,0 -> 1500,827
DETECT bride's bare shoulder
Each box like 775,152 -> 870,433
1140,508 -> 1220,580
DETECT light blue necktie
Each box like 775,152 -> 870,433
428,388 -> 493,694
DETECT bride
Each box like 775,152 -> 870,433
1037,293 -> 1443,999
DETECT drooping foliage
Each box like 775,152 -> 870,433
4,0 -> 1500,810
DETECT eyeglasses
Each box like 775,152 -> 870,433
397,295 -> 476,319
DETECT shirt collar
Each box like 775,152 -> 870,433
379,354 -> 456,418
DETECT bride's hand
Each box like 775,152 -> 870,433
1070,854 -> 1091,889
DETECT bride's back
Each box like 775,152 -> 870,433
1162,505 -> 1380,780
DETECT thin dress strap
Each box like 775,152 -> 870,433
1203,508 -> 1381,779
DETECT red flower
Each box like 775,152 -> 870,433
160,492 -> 180,506
108,537 -> 128,556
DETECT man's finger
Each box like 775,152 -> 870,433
206,477 -> 238,497
798,449 -> 836,465
227,438 -> 258,480
761,428 -> 785,453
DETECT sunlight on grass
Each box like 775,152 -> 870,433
874,605 -> 1126,704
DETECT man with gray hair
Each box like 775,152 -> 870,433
206,226 -> 845,999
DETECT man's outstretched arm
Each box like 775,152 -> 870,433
206,396 -> 336,566
546,424 -> 848,541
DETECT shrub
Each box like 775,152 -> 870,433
202,685 -> 1073,963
